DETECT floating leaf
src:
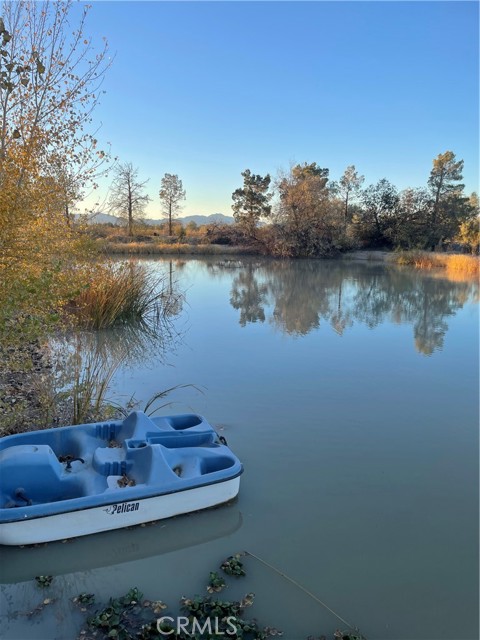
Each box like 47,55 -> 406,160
35,575 -> 53,587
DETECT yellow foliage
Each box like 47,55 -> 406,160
394,251 -> 479,280
0,150 -> 97,344
444,254 -> 479,277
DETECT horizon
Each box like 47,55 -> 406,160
79,1 -> 479,217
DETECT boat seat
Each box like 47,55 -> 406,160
0,445 -> 85,506
159,446 -> 231,480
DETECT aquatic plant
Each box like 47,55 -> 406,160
394,251 -> 479,277
34,575 -> 53,588
73,593 -> 95,606
72,262 -> 180,330
206,571 -> 226,593
87,587 -> 144,639
221,553 -> 247,577
72,554 -> 366,640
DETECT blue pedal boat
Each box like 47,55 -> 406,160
0,412 -> 243,546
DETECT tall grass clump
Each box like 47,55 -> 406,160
394,251 -> 440,269
394,251 -> 479,279
72,262 -> 175,329
444,254 -> 479,277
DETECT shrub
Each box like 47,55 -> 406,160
71,262 -> 169,329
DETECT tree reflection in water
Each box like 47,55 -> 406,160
222,258 -> 478,355
229,264 -> 269,327
50,262 -> 185,423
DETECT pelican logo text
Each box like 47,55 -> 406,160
105,502 -> 140,515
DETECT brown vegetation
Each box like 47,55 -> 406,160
394,251 -> 479,278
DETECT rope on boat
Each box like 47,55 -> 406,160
243,549 -> 367,639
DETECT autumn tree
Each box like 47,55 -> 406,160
275,162 -> 343,256
108,162 -> 151,236
159,173 -> 186,235
456,193 -> 479,254
0,2 -> 109,202
0,0 -> 110,345
232,169 -> 272,236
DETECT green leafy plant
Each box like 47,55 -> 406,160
221,553 -> 247,577
206,571 -> 226,593
35,575 -> 53,588
73,593 -> 95,606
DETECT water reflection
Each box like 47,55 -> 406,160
48,263 -> 186,423
0,505 -> 242,585
230,264 -> 269,327
221,259 -> 478,355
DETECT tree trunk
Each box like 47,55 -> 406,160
128,201 -> 133,236
344,191 -> 349,230
128,180 -> 133,236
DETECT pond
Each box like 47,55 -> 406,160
1,257 -> 478,640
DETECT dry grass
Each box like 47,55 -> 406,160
72,262 -> 169,329
394,251 -> 479,278
444,254 -> 479,277
102,241 -> 258,256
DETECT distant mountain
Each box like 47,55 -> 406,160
76,212 -> 120,225
75,212 -> 234,226
178,213 -> 234,226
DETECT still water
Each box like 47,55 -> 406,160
1,257 -> 478,640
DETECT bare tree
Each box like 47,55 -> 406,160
0,1 -> 111,200
108,162 -> 151,236
159,173 -> 186,235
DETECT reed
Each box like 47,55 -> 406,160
394,251 -> 440,269
394,251 -> 479,277
73,262 -> 170,329
444,254 -> 479,277
70,341 -> 121,425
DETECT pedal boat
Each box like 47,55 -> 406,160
0,411 -> 243,546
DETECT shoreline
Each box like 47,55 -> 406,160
101,242 -> 478,274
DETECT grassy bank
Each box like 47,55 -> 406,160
393,251 -> 479,277
102,241 -> 480,281
102,241 -> 260,256
0,262 -> 182,435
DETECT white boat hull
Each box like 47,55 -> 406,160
0,477 -> 240,546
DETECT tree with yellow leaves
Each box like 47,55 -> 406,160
0,0 -> 111,342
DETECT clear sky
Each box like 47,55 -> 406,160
79,1 -> 479,218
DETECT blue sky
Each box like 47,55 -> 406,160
80,1 -> 479,217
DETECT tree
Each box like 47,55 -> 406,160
389,187 -> 433,248
456,193 -> 479,254
232,169 -> 272,236
159,173 -> 186,235
0,1 -> 110,199
427,151 -> 466,249
357,179 -> 399,246
335,165 -> 365,228
275,162 -> 343,256
428,151 -> 464,217
108,163 -> 151,236
0,0 -> 110,347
